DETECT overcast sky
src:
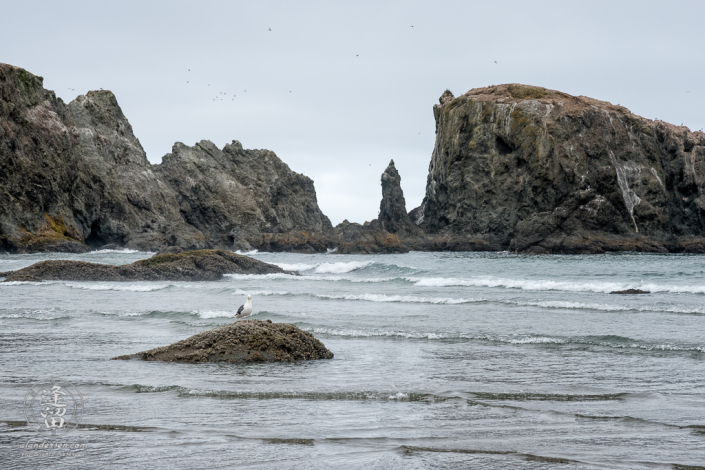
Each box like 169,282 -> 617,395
3,1 -> 704,224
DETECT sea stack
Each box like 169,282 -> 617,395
410,84 -> 705,254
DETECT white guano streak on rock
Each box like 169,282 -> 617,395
651,168 -> 664,189
609,150 -> 641,232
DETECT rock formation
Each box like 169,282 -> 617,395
0,63 -> 331,253
411,85 -> 705,253
155,140 -> 333,251
112,319 -> 334,363
6,61 -> 705,255
0,249 -> 292,282
333,219 -> 409,254
378,160 -> 422,238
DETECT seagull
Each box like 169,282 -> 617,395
269,28 -> 271,31
68,88 -> 75,91
236,295 -> 253,321
494,61 -> 497,63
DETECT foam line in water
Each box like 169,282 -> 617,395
87,249 -> 145,254
314,293 -> 481,304
64,283 -> 173,292
412,276 -> 705,294
313,261 -> 372,274
309,328 -> 705,353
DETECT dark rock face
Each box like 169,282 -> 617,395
378,160 -> 422,238
247,231 -> 333,253
112,319 -> 334,363
412,85 -> 705,253
154,140 -> 333,251
0,249 -> 291,282
0,63 -> 331,253
333,219 -> 409,254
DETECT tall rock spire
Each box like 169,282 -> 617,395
378,160 -> 422,238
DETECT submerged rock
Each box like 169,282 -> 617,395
610,289 -> 650,295
111,319 -> 334,363
0,249 -> 291,282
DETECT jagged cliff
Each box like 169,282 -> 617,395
0,63 -> 332,253
411,86 -> 705,253
5,62 -> 705,255
155,140 -> 333,251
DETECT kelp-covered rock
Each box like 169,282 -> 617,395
112,319 -> 334,363
0,249 -> 291,282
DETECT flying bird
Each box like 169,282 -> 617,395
269,28 -> 271,31
68,88 -> 75,91
494,61 -> 497,64
236,295 -> 253,321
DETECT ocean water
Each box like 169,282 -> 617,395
1,250 -> 705,469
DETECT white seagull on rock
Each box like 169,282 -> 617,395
236,295 -> 253,321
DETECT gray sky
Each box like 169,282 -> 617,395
3,0 -> 704,224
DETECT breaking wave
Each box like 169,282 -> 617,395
64,283 -> 174,292
87,249 -> 145,254
412,276 -> 705,294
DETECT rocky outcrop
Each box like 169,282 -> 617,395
0,63 -> 331,253
111,319 -> 334,363
0,249 -> 291,282
412,85 -> 705,253
333,219 -> 409,254
154,140 -> 333,251
246,231 -> 333,253
378,160 -> 423,238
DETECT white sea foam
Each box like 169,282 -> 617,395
231,289 -> 291,296
311,327 -> 450,339
88,249 -> 144,254
234,249 -> 260,255
315,293 -> 483,304
64,283 -> 172,292
310,328 -> 705,352
412,276 -> 705,294
0,281 -> 44,286
274,263 -> 318,272
313,261 -> 372,274
193,310 -> 238,319
225,273 -> 304,281
96,310 -> 153,317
